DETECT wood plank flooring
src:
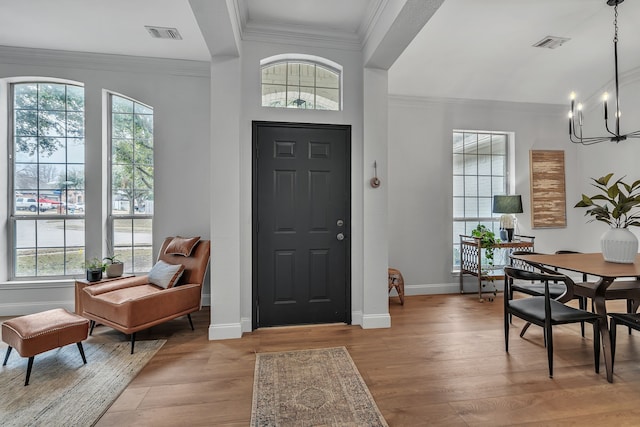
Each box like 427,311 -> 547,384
6,294 -> 640,426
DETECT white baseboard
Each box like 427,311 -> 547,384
361,313 -> 391,329
351,310 -> 363,326
404,283 -> 460,295
241,317 -> 252,333
201,293 -> 210,306
208,323 -> 242,340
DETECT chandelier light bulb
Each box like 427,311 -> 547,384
603,92 -> 609,101
570,91 -> 576,100
577,103 -> 583,111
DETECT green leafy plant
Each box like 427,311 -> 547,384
86,257 -> 106,272
575,173 -> 640,228
471,224 -> 501,299
103,255 -> 122,264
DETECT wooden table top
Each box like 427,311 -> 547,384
511,252 -> 640,278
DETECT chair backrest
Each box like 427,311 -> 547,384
510,250 -> 544,270
504,266 -> 575,300
158,237 -> 211,286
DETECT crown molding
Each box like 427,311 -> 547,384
241,24 -> 362,51
357,0 -> 387,46
389,94 -> 567,116
0,45 -> 210,78
233,0 -> 386,51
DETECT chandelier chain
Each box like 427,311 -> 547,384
614,4 -> 618,43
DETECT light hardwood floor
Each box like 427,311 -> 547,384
7,294 -> 640,426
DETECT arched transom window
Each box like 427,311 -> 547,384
261,55 -> 342,111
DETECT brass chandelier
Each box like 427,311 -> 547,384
569,0 -> 640,145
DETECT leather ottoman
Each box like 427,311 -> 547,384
2,308 -> 89,385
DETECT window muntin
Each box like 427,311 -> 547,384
453,131 -> 508,269
261,61 -> 340,110
11,82 -> 86,278
109,94 -> 153,274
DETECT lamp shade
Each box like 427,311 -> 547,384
493,195 -> 523,214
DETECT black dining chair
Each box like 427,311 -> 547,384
556,250 -> 640,335
609,312 -> 640,372
509,251 -> 584,337
503,266 -> 601,378
509,251 -> 567,301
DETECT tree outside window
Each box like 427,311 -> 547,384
12,82 -> 85,277
109,94 -> 154,274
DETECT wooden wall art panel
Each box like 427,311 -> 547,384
529,150 -> 566,228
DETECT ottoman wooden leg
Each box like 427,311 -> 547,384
3,346 -> 12,366
77,342 -> 87,364
25,356 -> 34,386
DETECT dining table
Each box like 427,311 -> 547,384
511,252 -> 640,383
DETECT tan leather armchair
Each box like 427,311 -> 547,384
81,237 -> 211,353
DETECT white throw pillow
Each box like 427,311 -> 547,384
148,260 -> 185,289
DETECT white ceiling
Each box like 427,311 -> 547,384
389,0 -> 640,105
1,0 -> 639,106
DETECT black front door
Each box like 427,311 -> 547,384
253,121 -> 351,328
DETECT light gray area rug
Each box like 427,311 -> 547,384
0,339 -> 165,427
251,346 -> 388,427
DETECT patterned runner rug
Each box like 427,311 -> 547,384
251,346 -> 388,427
0,339 -> 164,427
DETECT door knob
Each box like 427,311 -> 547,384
336,233 -> 345,241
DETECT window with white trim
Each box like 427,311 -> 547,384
453,131 -> 509,269
261,58 -> 341,110
11,81 -> 85,278
108,93 -> 154,274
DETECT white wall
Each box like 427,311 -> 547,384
388,96 -> 591,294
0,47 -> 211,314
574,78 -> 640,250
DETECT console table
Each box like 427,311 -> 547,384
459,234 -> 535,301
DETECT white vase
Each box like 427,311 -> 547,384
601,227 -> 639,264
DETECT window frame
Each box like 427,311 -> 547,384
452,130 -> 512,270
260,54 -> 343,111
9,79 -> 86,279
106,91 -> 154,275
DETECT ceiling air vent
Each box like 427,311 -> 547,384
145,26 -> 183,40
532,36 -> 570,49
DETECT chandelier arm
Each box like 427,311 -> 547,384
604,120 -> 619,137
582,138 -> 612,145
567,1 -> 635,146
570,134 -> 611,145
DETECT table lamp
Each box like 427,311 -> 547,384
493,195 -> 523,242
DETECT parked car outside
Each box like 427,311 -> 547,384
15,197 -> 51,212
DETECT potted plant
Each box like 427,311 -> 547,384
471,224 -> 501,299
86,257 -> 106,282
575,173 -> 640,263
103,255 -> 124,278
104,233 -> 124,278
